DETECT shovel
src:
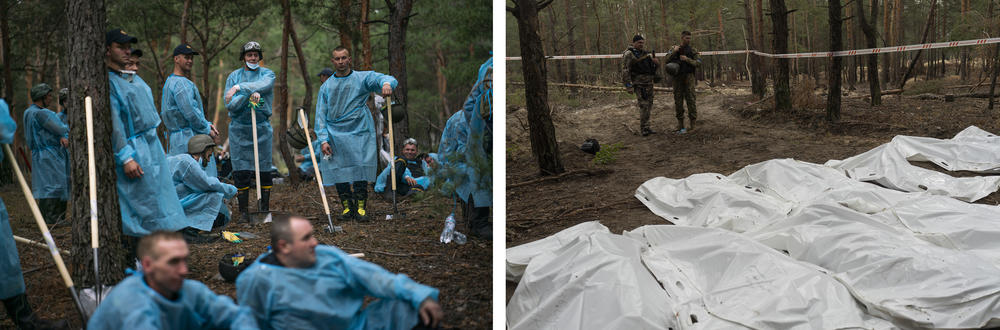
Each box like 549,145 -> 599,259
385,97 -> 405,220
248,100 -> 271,224
4,144 -> 88,323
298,109 -> 342,233
85,96 -> 102,304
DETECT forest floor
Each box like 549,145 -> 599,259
1,178 -> 492,329
505,77 -> 1000,298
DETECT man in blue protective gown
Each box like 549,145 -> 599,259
456,58 -> 492,239
161,43 -> 219,176
89,231 -> 259,329
168,135 -> 235,244
224,41 -> 275,221
236,214 -> 443,330
315,46 -> 397,222
0,98 -> 68,329
375,138 -> 434,197
23,83 -> 70,224
106,29 -> 186,237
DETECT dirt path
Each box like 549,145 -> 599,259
506,82 -> 1000,247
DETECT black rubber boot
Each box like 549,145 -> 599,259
237,189 -> 250,222
352,182 -> 370,222
337,191 -> 355,221
2,293 -> 69,330
260,188 -> 271,212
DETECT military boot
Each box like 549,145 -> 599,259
337,192 -> 355,221
2,293 -> 69,330
689,118 -> 696,132
237,189 -> 250,222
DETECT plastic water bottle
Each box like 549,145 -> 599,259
452,231 -> 467,245
440,214 -> 456,243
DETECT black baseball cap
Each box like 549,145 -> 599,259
131,49 -> 143,57
173,43 -> 200,56
317,68 -> 334,77
106,29 -> 138,46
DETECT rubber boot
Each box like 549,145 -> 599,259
237,189 -> 250,222
259,188 -> 271,212
2,293 -> 69,330
337,192 -> 355,221
676,118 -> 686,132
355,198 -> 370,222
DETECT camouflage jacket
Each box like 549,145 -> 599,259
622,48 -> 658,86
665,45 -> 701,76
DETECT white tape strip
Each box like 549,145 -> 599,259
90,199 -> 98,219
506,37 -> 1000,60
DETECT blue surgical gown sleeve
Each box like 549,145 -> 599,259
188,281 -> 261,330
109,83 -> 137,166
40,111 -> 69,138
374,166 -> 413,193
363,71 -> 398,92
341,249 -> 438,310
170,83 -> 211,134
177,157 -> 237,198
0,100 -> 14,143
224,72 -> 249,114
314,84 -> 330,145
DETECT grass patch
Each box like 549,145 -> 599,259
593,142 -> 624,165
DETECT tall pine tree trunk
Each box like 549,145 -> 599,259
771,0 -> 791,111
827,0 -> 843,123
510,0 -> 564,176
857,0 -> 881,105
745,0 -> 767,98
66,0 -> 127,288
898,0 -> 936,91
387,0 -> 413,143
277,0 -> 300,184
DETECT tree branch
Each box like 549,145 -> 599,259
538,0 -> 553,11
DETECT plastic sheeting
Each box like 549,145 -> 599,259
506,222 -> 676,330
506,222 -> 895,329
825,126 -> 1000,202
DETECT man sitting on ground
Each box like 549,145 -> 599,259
236,214 -> 444,329
375,138 -> 434,198
167,134 -> 236,243
88,231 -> 259,329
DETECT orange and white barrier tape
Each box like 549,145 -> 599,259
506,37 -> 1000,60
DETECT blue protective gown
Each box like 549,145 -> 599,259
456,58 -> 493,207
374,158 -> 431,193
224,67 -> 274,172
314,71 -> 397,185
0,99 -> 26,299
88,273 -> 259,330
437,111 -> 469,194
161,74 -> 217,176
108,70 -> 186,236
168,154 -> 237,231
298,140 -> 323,174
23,104 -> 70,200
235,245 -> 438,330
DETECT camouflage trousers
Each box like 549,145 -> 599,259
633,83 -> 654,130
673,74 -> 697,120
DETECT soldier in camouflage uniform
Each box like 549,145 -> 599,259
622,34 -> 660,136
666,30 -> 701,133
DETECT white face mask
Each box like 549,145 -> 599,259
245,62 -> 259,70
120,70 -> 136,82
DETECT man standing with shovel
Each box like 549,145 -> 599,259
315,46 -> 396,222
225,41 -> 275,222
